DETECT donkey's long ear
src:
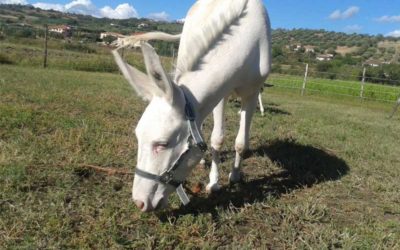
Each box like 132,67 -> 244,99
140,42 -> 175,103
112,49 -> 160,101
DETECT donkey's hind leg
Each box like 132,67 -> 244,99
230,92 -> 259,183
206,98 -> 226,193
258,92 -> 265,116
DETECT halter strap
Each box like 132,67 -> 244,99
134,87 -> 207,205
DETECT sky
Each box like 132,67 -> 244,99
1,0 -> 400,37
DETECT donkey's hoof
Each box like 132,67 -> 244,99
229,171 -> 243,184
206,183 -> 221,193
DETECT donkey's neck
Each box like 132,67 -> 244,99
178,71 -> 228,124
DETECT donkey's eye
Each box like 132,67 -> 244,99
153,142 -> 168,154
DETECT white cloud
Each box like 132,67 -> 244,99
344,24 -> 362,33
64,0 -> 99,16
100,3 -> 138,19
32,3 -> 65,12
32,0 -> 138,19
148,11 -> 170,21
386,30 -> 400,37
375,15 -> 400,23
329,6 -> 360,20
0,0 -> 27,4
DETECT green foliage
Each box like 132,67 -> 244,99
1,4 -> 400,86
316,62 -> 333,72
272,45 -> 284,58
362,65 -> 400,86
3,25 -> 36,38
63,42 -> 97,54
103,35 -> 117,44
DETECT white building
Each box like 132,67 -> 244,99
305,46 -> 315,53
49,25 -> 72,36
100,32 -> 124,40
293,44 -> 302,51
99,32 -> 125,45
316,54 -> 334,61
138,23 -> 149,29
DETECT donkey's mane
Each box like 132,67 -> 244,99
176,0 -> 249,74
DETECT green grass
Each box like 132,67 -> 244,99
2,38 -> 399,104
1,65 -> 400,249
0,41 -> 174,73
269,73 -> 400,103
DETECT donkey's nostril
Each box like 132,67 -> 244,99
134,200 -> 144,210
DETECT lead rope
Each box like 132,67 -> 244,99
176,184 -> 191,205
175,89 -> 207,205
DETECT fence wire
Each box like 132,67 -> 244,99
268,71 -> 400,104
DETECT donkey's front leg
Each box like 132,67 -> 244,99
206,98 -> 226,193
230,92 -> 258,183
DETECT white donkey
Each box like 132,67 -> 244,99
113,0 -> 271,212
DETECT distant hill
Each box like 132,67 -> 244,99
1,4 -> 400,84
0,4 -> 183,34
2,4 -> 400,44
272,29 -> 400,63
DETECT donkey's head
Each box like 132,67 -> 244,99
113,42 -> 204,212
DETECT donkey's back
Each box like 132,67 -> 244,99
176,0 -> 271,97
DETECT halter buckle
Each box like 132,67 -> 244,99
160,172 -> 174,184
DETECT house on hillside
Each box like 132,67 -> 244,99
99,32 -> 125,45
316,54 -> 334,61
304,45 -> 315,53
364,59 -> 382,67
49,25 -> 72,37
138,23 -> 148,29
293,44 -> 302,51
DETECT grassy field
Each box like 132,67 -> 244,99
1,38 -> 399,104
269,73 -> 400,103
0,41 -> 174,73
1,65 -> 400,249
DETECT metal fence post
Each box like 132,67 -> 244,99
301,63 -> 309,96
360,67 -> 366,98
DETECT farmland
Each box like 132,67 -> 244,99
1,64 -> 399,248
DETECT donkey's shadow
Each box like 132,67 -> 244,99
162,138 -> 349,220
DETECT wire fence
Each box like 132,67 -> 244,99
2,35 -> 400,105
268,64 -> 400,104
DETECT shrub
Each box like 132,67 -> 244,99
0,53 -> 13,64
64,43 -> 97,54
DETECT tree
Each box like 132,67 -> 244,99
103,35 -> 117,44
272,45 -> 284,58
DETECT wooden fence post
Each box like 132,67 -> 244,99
121,47 -> 125,60
43,24 -> 48,68
389,97 -> 400,119
360,67 -> 366,98
301,63 -> 309,96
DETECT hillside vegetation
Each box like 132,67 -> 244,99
1,4 -> 400,85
